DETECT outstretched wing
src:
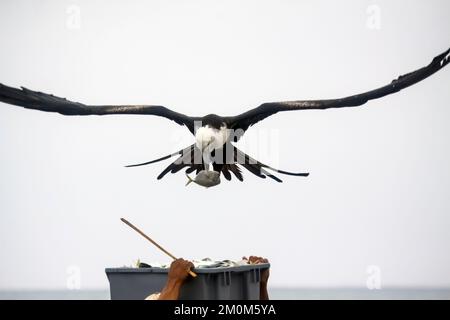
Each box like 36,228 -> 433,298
0,84 -> 199,134
226,48 -> 450,133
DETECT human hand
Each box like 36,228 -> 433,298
244,255 -> 270,285
167,258 -> 195,284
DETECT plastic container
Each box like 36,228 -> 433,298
105,263 -> 270,300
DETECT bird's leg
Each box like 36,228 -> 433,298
202,152 -> 212,171
202,142 -> 215,171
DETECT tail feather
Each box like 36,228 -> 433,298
241,163 -> 266,179
157,157 -> 182,180
185,167 -> 196,174
229,164 -> 243,181
221,167 -> 232,181
125,145 -> 193,168
234,147 -> 309,182
125,141 -> 308,183
274,169 -> 309,177
157,144 -> 203,180
260,167 -> 283,183
171,163 -> 190,174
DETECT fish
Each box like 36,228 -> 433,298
185,170 -> 221,188
135,257 -> 264,269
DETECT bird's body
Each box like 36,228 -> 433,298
195,123 -> 230,159
0,47 -> 449,186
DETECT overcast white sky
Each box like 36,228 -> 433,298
0,0 -> 449,291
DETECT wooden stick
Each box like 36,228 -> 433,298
120,218 -> 197,278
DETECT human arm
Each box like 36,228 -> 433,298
158,258 -> 194,300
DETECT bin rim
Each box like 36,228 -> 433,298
105,263 -> 270,274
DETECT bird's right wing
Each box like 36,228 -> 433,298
226,47 -> 450,133
0,84 -> 199,134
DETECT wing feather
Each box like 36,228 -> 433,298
227,48 -> 450,132
0,84 -> 199,133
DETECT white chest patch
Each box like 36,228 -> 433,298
195,125 -> 230,152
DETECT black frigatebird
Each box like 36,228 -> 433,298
0,48 -> 449,184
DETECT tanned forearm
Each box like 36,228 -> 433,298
260,281 -> 269,300
159,279 -> 183,300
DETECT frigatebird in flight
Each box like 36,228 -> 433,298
1,48 -> 449,185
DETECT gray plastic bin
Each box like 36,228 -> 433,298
105,263 -> 270,300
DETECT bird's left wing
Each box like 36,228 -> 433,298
226,47 -> 450,133
0,84 -> 199,133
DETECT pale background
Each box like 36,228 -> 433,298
0,0 -> 449,294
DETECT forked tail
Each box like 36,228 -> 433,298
185,174 -> 195,186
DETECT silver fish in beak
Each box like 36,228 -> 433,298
186,170 -> 221,188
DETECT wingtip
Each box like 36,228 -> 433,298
432,47 -> 450,67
